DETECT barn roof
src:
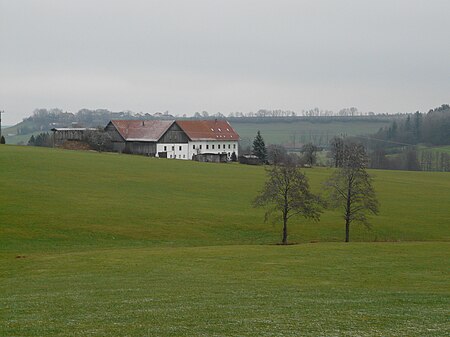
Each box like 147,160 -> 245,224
110,120 -> 175,141
176,120 -> 239,141
51,128 -> 97,131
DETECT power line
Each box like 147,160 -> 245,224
0,110 -> 4,141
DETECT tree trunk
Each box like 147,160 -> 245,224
345,219 -> 350,242
345,178 -> 352,242
282,214 -> 288,245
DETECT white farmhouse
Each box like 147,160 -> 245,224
105,119 -> 239,160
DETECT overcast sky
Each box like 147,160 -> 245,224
1,0 -> 449,124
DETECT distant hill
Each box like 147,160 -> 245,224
4,107 -> 396,145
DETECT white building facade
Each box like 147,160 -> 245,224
107,119 -> 239,160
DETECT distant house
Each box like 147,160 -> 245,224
105,119 -> 240,160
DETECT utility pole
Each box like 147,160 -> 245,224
0,110 -> 4,141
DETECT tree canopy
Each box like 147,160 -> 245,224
253,164 -> 322,244
325,142 -> 379,242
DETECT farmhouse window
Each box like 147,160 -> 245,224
193,145 -> 195,149
228,144 -> 231,149
200,145 -> 202,149
172,146 -> 175,151
233,144 -> 236,149
212,145 -> 215,149
179,146 -> 182,151
218,144 -> 221,149
206,145 -> 209,150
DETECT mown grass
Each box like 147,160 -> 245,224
1,145 -> 449,336
1,243 -> 448,336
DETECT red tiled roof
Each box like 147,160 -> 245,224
176,120 -> 239,141
110,120 -> 174,141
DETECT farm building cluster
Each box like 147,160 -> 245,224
53,119 -> 240,162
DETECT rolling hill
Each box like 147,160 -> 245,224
1,145 -> 448,336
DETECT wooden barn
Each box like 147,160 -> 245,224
51,128 -> 97,146
105,120 -> 176,156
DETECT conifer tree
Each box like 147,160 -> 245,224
252,130 -> 267,162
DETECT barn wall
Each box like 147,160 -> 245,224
159,123 -> 190,143
125,141 -> 156,156
105,122 -> 126,153
105,123 -> 125,142
53,130 -> 85,144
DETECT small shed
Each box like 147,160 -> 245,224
193,153 -> 228,163
239,155 -> 262,165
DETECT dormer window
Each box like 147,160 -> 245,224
211,128 -> 214,131
218,128 -> 221,132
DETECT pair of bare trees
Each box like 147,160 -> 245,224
254,142 -> 378,244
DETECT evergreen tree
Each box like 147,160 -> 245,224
230,151 -> 237,162
28,135 -> 36,146
0,136 -> 5,144
252,130 -> 267,162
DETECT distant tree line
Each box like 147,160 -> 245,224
27,133 -> 53,147
357,104 -> 450,172
373,104 -> 450,146
14,107 -> 400,137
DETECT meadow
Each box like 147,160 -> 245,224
232,119 -> 391,146
1,145 -> 449,336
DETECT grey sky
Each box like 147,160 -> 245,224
1,0 -> 449,125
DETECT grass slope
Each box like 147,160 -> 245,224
1,146 -> 449,336
1,145 -> 449,253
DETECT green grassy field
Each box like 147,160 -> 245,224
232,120 -> 391,146
1,145 -> 449,336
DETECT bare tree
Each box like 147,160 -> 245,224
325,142 -> 379,242
329,136 -> 344,167
253,164 -> 322,245
267,144 -> 288,165
84,129 -> 112,152
300,142 -> 318,166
